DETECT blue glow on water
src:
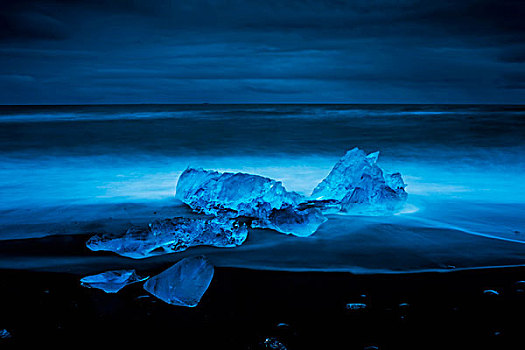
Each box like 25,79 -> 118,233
0,104 -> 524,273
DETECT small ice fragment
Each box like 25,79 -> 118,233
483,289 -> 500,296
87,216 -> 247,259
143,256 -> 214,307
0,329 -> 11,339
80,269 -> 148,293
136,295 -> 151,300
399,302 -> 410,308
346,302 -> 367,310
276,322 -> 290,328
264,337 -> 287,350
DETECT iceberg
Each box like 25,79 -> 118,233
143,256 -> 214,307
175,168 -> 326,236
311,147 -> 407,213
80,269 -> 148,293
86,216 -> 248,259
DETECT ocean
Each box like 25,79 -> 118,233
1,104 -> 524,273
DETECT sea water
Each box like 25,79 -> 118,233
0,104 -> 524,273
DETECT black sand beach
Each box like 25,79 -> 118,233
1,198 -> 525,349
0,104 -> 524,349
2,265 -> 525,349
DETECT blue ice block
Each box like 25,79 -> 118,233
80,269 -> 148,293
143,256 -> 214,307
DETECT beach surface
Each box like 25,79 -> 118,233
1,104 -> 524,348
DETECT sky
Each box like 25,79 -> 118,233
0,0 -> 524,104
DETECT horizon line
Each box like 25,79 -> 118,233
1,102 -> 524,107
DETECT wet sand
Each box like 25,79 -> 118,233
1,200 -> 525,274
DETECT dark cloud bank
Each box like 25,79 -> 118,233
0,0 -> 524,104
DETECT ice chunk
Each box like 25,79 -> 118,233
339,175 -> 407,213
175,168 -> 325,236
86,216 -> 248,259
143,256 -> 214,307
80,269 -> 148,293
264,337 -> 288,350
483,289 -> 500,296
0,329 -> 12,339
176,168 -> 304,216
312,148 -> 381,201
311,147 -> 407,212
276,323 -> 290,328
252,204 -> 327,237
345,302 -> 367,310
386,172 -> 407,192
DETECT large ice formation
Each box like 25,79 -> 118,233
86,216 -> 248,259
175,168 -> 326,236
311,148 -> 407,212
85,147 -> 405,258
143,256 -> 214,307
80,269 -> 148,293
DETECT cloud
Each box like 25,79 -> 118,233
498,45 -> 525,63
0,8 -> 67,41
0,0 -> 523,103
0,74 -> 36,83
